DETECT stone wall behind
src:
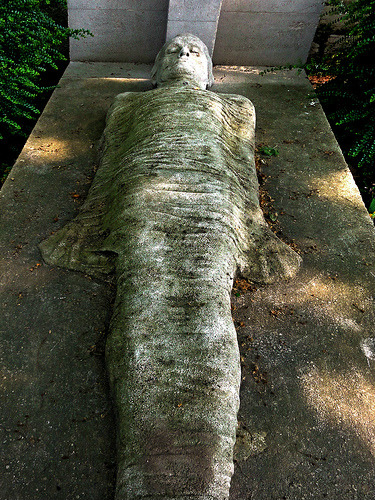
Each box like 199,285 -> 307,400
68,0 -> 324,66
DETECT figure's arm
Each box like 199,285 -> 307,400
39,92 -> 143,277
221,93 -> 302,283
222,94 -> 256,138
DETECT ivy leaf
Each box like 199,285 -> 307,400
258,145 -> 279,157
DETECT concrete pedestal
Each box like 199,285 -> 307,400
1,63 -> 375,499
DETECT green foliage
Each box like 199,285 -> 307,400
258,145 -> 279,157
307,0 -> 375,173
0,0 -> 91,141
369,197 -> 375,218
265,0 -> 375,211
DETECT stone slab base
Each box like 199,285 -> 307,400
1,62 -> 375,499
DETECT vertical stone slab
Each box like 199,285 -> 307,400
166,0 -> 224,55
214,0 -> 324,65
67,0 -> 168,63
66,0 -> 323,65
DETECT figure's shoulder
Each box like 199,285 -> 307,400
105,91 -> 145,123
218,92 -> 255,112
207,91 -> 256,131
206,90 -> 255,115
110,91 -> 144,110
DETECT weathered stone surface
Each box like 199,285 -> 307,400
2,61 -> 375,500
39,81 -> 300,499
39,39 -> 300,499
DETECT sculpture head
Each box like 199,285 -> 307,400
151,34 -> 214,90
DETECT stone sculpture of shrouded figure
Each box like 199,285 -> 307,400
40,34 -> 301,500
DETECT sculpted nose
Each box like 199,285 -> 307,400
179,47 -> 190,57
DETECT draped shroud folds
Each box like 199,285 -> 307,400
40,83 -> 301,500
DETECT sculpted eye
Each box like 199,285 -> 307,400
166,45 -> 180,54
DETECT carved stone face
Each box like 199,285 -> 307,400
151,34 -> 214,89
